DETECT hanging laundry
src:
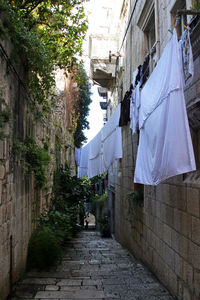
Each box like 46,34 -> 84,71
75,147 -> 81,166
140,55 -> 150,88
130,88 -> 136,133
130,83 -> 141,135
99,180 -> 103,195
134,29 -> 196,185
139,29 -> 184,129
132,68 -> 138,86
78,104 -> 122,179
119,87 -> 132,127
179,29 -> 194,84
88,130 -> 105,179
78,142 -> 90,178
103,174 -> 108,189
135,65 -> 142,85
102,104 -> 122,169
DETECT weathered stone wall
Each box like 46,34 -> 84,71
0,39 -> 76,299
108,0 -> 200,299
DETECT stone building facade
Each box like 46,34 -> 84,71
89,0 -> 200,299
0,38 -> 77,299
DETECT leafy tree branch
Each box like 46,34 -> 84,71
0,0 -> 88,115
74,66 -> 92,148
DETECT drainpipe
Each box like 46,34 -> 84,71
155,0 -> 160,60
9,235 -> 13,290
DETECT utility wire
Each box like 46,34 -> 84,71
0,41 -> 54,131
0,42 -> 29,95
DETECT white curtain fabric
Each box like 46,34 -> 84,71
78,142 -> 90,178
103,126 -> 122,169
88,130 -> 105,179
78,104 -> 122,178
75,148 -> 81,166
134,30 -> 196,185
139,31 -> 182,130
101,104 -> 122,169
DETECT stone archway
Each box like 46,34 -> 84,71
84,212 -> 96,229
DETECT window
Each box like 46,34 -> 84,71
143,9 -> 156,73
137,0 -> 157,73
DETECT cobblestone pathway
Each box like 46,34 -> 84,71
10,231 -> 174,300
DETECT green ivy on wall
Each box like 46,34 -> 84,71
0,84 -> 11,139
13,135 -> 51,189
126,190 -> 144,225
0,109 -> 11,140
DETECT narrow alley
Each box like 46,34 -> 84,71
1,1 -> 200,299
10,230 -> 174,300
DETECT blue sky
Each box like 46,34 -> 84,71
83,84 -> 104,145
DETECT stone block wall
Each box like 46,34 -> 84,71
136,180 -> 200,299
108,0 -> 200,299
0,39 -> 75,300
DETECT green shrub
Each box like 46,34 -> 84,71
93,192 -> 107,214
52,165 -> 93,232
26,161 -> 94,271
27,226 -> 61,270
38,210 -> 73,244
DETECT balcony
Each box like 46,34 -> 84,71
89,34 -> 118,90
90,58 -> 116,90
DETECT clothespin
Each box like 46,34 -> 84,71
168,29 -> 173,34
183,24 -> 191,31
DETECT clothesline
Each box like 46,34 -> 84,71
123,27 -> 194,130
128,25 -> 193,93
77,104 -> 122,179
77,28 -> 196,186
133,29 -> 196,184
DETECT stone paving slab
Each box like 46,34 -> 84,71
35,290 -> 105,298
9,231 -> 175,300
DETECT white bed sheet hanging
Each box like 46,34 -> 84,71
88,130 -> 105,178
78,142 -> 90,178
139,30 -> 182,130
101,104 -> 122,169
134,29 -> 196,185
75,148 -> 81,166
